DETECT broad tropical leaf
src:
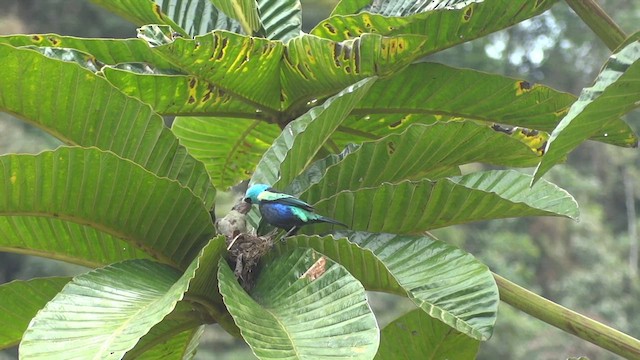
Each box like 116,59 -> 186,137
339,62 -> 634,147
171,117 -> 280,189
102,65 -> 258,116
90,0 -> 241,36
210,0 -> 262,35
280,33 -> 426,108
294,121 -> 543,201
533,40 -> 640,183
306,170 -> 578,234
257,0 -> 302,42
277,233 -> 498,341
0,44 -> 215,206
218,248 -> 379,359
0,34 -> 174,68
123,305 -> 205,360
0,147 -> 214,269
376,309 -> 480,359
140,28 -> 284,110
20,258 -> 200,359
251,77 -> 377,188
316,0 -> 556,57
0,277 -> 70,349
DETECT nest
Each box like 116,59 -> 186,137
216,200 -> 274,291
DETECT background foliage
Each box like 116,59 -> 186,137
0,0 -> 639,359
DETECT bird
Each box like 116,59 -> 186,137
244,184 -> 347,236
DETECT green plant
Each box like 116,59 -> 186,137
0,0 -> 639,358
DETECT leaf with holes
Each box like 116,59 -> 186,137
0,277 -> 70,349
376,309 -> 480,359
0,44 -> 215,206
277,233 -> 497,341
533,40 -> 640,183
218,248 -> 379,359
172,117 -> 280,189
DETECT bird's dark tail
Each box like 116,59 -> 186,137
315,216 -> 348,228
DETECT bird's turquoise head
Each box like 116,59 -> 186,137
244,184 -> 270,204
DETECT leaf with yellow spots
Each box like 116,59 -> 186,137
315,0 -> 557,58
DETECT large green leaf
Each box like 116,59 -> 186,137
251,77 -> 377,188
339,62 -> 634,147
171,117 -> 280,189
294,121 -> 543,201
142,29 -> 284,110
19,258 -> 199,359
0,147 -> 214,268
306,170 -> 578,234
280,33 -> 426,109
257,0 -> 302,42
277,233 -> 498,341
315,0 -> 556,56
0,44 -> 215,207
123,305 -> 205,360
102,65 -> 258,117
20,237 -> 224,359
210,0 -> 262,35
0,277 -> 70,349
0,35 -> 174,68
533,40 -> 640,183
218,248 -> 379,359
91,0 -> 241,36
376,309 -> 479,359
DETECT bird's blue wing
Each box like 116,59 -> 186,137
257,190 -> 314,211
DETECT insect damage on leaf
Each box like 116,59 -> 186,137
300,256 -> 327,281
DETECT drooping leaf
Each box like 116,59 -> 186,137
341,62 -> 634,147
316,0 -> 556,57
210,0 -> 262,35
375,309 -> 480,359
294,121 -> 543,200
171,117 -> 280,189
20,258 -> 199,359
306,170 -> 578,234
0,277 -> 70,349
277,233 -> 498,341
251,77 -> 377,188
257,0 -> 302,42
533,40 -> 640,183
0,44 -> 215,207
218,248 -> 379,359
0,147 -> 214,269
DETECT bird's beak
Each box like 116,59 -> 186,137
243,197 -> 252,204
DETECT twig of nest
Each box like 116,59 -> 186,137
215,200 -> 274,291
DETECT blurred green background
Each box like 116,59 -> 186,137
0,1 -> 638,359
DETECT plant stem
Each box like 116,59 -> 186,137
565,0 -> 627,51
494,273 -> 640,359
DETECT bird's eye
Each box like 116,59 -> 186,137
244,197 -> 252,203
